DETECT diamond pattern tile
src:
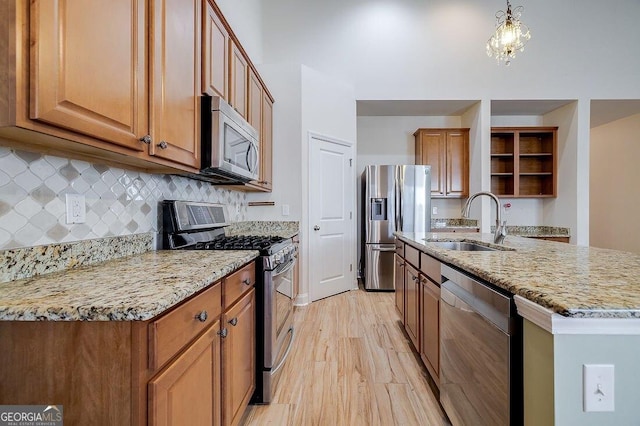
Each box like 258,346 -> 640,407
0,148 -> 247,250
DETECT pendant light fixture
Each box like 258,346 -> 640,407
486,0 -> 531,66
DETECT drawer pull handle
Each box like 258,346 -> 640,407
242,278 -> 252,285
228,317 -> 238,326
195,311 -> 208,322
217,328 -> 228,338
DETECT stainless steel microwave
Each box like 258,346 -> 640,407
200,96 -> 259,183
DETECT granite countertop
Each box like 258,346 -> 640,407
395,232 -> 640,319
225,221 -> 299,239
0,250 -> 259,321
493,225 -> 571,238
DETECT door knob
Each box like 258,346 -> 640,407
313,225 -> 320,231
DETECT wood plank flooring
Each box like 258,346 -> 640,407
243,289 -> 451,425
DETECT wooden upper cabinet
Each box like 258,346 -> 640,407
490,127 -> 557,198
29,0 -> 147,151
414,128 -> 469,198
247,69 -> 262,131
415,130 -> 446,196
202,0 -> 229,99
229,40 -> 248,119
445,130 -> 469,198
259,93 -> 274,191
149,0 -> 201,169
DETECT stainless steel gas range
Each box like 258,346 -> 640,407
161,200 -> 296,404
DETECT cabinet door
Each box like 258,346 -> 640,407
149,321 -> 222,426
247,69 -> 262,132
415,130 -> 446,197
445,130 -> 469,197
222,288 -> 255,426
420,275 -> 440,385
29,0 -> 147,151
150,0 -> 201,169
405,263 -> 420,350
259,93 -> 274,191
229,41 -> 248,119
202,0 -> 228,98
394,254 -> 405,323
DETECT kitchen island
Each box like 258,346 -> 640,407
395,231 -> 640,425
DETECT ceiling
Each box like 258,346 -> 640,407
590,100 -> 640,128
356,99 -> 640,128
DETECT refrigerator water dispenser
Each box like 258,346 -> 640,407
370,198 -> 387,220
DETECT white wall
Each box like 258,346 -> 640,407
262,0 -> 640,101
214,0 -> 263,63
590,113 -> 640,253
248,64 -> 357,304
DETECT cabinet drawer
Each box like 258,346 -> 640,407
395,239 -> 404,257
404,244 -> 420,268
224,262 -> 256,309
420,253 -> 441,284
150,282 -> 222,371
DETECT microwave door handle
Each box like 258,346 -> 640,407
250,142 -> 258,172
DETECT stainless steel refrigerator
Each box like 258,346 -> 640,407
362,165 -> 431,291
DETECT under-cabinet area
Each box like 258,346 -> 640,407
0,256 -> 257,426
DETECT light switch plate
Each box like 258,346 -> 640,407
282,204 -> 290,216
583,364 -> 615,412
65,194 -> 86,224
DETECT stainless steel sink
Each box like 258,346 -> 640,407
429,241 -> 499,251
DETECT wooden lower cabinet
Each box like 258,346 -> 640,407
394,253 -> 405,323
0,261 -> 257,426
222,288 -> 256,426
405,263 -> 420,350
420,275 -> 440,386
149,320 -> 222,426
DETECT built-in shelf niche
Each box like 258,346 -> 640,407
490,127 -> 557,198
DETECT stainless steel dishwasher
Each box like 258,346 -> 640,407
439,264 -> 522,426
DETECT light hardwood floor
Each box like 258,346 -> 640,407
243,288 -> 451,425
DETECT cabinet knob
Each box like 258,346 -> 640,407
195,311 -> 208,322
242,278 -> 252,286
313,225 -> 320,231
228,317 -> 238,326
217,328 -> 228,338
139,134 -> 152,144
157,141 -> 168,149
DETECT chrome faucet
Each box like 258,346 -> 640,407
462,191 -> 507,244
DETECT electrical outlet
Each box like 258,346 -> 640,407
282,204 -> 290,216
65,194 -> 86,224
583,364 -> 615,412
432,207 -> 438,215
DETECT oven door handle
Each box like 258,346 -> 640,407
272,326 -> 295,375
272,258 -> 296,277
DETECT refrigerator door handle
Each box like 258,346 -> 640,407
397,166 -> 403,231
371,247 -> 396,252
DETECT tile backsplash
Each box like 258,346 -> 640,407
0,147 -> 246,250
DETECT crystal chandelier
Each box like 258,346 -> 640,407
486,1 -> 531,65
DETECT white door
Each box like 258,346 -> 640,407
309,134 -> 356,301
